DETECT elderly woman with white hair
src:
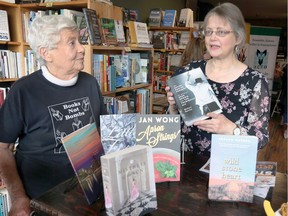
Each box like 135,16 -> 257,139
0,15 -> 107,215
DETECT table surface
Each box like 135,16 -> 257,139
150,153 -> 287,216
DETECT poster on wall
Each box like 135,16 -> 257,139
247,26 -> 281,95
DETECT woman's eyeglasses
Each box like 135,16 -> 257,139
204,30 -> 233,37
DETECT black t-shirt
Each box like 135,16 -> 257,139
0,70 -> 107,198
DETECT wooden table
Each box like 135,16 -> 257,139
151,153 -> 287,216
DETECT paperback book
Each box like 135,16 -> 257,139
208,134 -> 258,203
100,145 -> 157,216
136,114 -> 181,183
100,113 -> 136,154
128,21 -> 152,47
167,67 -> 222,126
61,123 -> 104,205
178,8 -> 193,27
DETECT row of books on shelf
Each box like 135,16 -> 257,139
154,52 -> 182,72
103,88 -> 150,115
92,53 -> 151,93
0,49 -> 40,80
148,8 -> 193,28
150,31 -> 181,50
0,50 -> 22,79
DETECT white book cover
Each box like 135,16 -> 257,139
133,21 -> 150,44
114,20 -> 126,43
0,10 -> 10,42
178,8 -> 193,27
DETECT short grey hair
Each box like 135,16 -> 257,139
203,3 -> 246,48
27,15 -> 78,66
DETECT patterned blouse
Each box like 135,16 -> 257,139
173,60 -> 270,157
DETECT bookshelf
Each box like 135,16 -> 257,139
0,0 -> 154,113
149,26 -> 193,113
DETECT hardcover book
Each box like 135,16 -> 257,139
167,67 -> 222,126
152,31 -> 166,49
82,8 -> 102,45
208,134 -> 258,203
61,123 -> 104,205
99,18 -> 118,45
100,145 -> 157,216
136,114 -> 181,183
100,113 -> 136,154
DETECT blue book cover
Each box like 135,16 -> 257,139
162,10 -> 177,27
208,134 -> 258,203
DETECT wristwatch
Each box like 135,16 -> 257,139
233,124 -> 241,136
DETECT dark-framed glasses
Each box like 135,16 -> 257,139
204,30 -> 233,37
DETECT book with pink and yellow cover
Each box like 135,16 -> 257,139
136,114 -> 181,183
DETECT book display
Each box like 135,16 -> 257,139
208,134 -> 258,203
61,123 -> 104,205
167,67 -> 222,125
100,145 -> 157,216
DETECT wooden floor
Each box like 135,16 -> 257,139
257,114 -> 287,173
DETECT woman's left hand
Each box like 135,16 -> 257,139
193,112 -> 235,134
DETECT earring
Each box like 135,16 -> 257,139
235,45 -> 240,53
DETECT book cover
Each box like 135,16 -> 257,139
161,10 -> 177,27
100,113 -> 136,154
178,31 -> 190,49
114,20 -> 126,44
100,145 -> 157,216
0,10 -> 10,42
136,114 -> 181,183
99,18 -> 118,45
208,134 -> 258,203
61,123 -> 104,205
128,21 -> 151,45
255,161 -> 277,187
178,8 -> 193,27
30,176 -> 103,216
82,8 -> 102,45
148,8 -> 163,27
152,31 -> 166,49
167,67 -> 222,126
